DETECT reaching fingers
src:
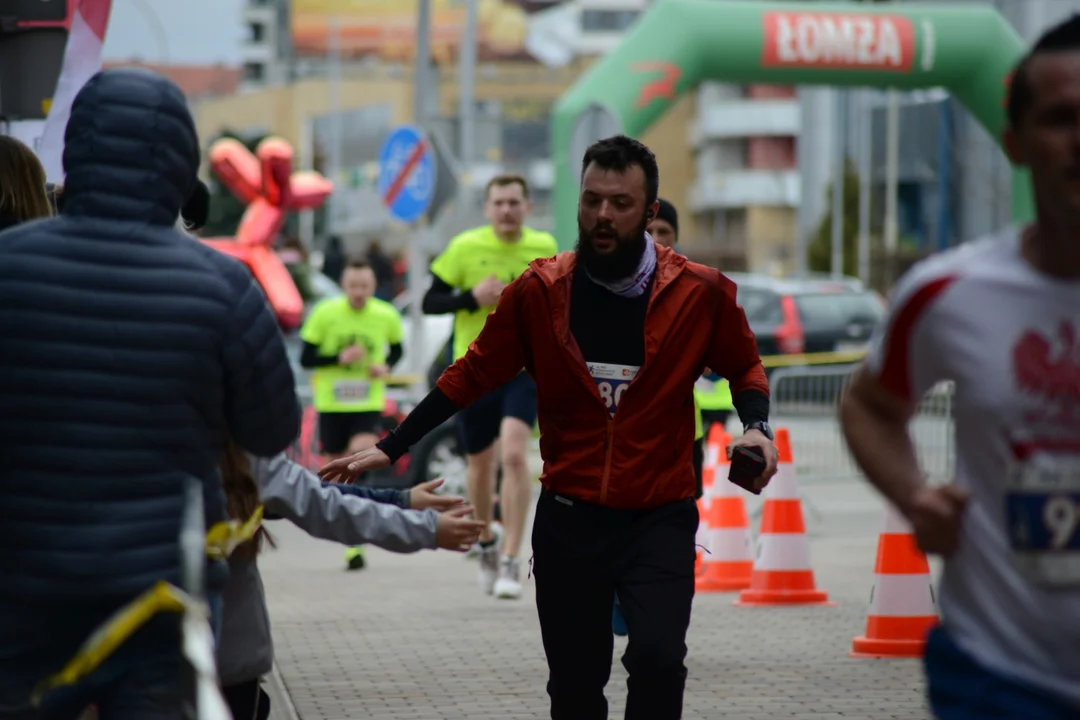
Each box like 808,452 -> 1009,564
444,505 -> 476,519
317,459 -> 348,480
432,498 -> 465,511
346,458 -> 372,473
416,478 -> 445,493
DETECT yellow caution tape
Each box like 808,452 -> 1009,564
32,506 -> 265,703
31,581 -> 191,705
380,354 -> 865,391
760,349 -> 868,368
205,505 -> 265,560
385,372 -> 423,387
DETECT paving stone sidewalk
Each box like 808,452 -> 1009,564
260,479 -> 934,720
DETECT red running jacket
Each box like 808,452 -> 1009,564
437,246 -> 769,510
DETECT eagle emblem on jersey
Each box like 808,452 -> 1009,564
1013,320 -> 1080,420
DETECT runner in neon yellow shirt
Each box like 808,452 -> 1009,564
300,257 -> 404,460
422,174 -> 557,600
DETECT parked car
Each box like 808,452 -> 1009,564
727,273 -> 886,357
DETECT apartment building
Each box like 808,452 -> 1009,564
687,82 -> 800,272
240,0 -> 290,89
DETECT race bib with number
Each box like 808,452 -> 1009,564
587,362 -> 639,415
331,380 -> 370,405
1005,454 -> 1080,588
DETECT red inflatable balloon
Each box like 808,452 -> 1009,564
208,138 -> 261,205
288,171 -> 334,210
256,137 -> 293,208
235,198 -> 286,247
203,136 -> 333,331
247,245 -> 303,330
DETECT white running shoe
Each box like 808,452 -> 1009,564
466,521 -> 503,561
493,557 -> 523,600
478,543 -> 500,595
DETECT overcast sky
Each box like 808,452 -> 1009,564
102,0 -> 246,65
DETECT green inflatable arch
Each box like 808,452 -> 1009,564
550,0 -> 1030,250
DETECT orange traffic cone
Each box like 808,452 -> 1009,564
695,425 -> 727,576
851,504 -> 938,658
696,429 -> 754,592
735,428 -> 832,606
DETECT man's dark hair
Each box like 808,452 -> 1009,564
1007,15 -> 1080,128
345,255 -> 372,271
485,173 -> 529,200
580,135 -> 659,206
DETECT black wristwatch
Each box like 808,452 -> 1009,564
744,421 -> 774,441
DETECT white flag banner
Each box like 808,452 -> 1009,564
524,2 -> 578,69
37,0 -> 113,183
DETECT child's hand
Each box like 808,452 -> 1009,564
410,479 -> 467,512
435,506 -> 486,551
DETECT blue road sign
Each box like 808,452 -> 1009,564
377,125 -> 435,224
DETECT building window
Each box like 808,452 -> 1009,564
502,118 -> 551,164
247,22 -> 265,43
243,62 -> 265,83
747,137 -> 796,170
581,10 -> 639,32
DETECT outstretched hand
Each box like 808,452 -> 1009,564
409,479 -> 468,512
435,506 -> 488,551
318,447 -> 390,484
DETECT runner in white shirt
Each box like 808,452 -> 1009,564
840,16 -> 1080,719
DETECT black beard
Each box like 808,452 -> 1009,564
574,216 -> 648,282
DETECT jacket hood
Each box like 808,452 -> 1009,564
61,68 -> 200,225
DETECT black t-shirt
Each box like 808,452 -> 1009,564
570,267 -> 652,415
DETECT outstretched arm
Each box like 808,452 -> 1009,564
253,453 -> 438,552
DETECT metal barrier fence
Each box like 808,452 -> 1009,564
770,365 -> 955,484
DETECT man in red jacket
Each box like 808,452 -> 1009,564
321,135 -> 777,719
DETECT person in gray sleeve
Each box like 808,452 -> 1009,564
216,443 -> 485,720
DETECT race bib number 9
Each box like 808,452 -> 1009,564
587,362 -> 639,415
1005,455 -> 1080,587
332,380 -> 370,405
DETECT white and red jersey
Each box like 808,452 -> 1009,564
866,228 -> 1080,705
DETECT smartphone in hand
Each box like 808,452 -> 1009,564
728,445 -> 767,495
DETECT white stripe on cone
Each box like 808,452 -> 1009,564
754,534 -> 813,571
883,502 -> 913,534
765,462 -> 799,499
695,500 -> 710,549
869,574 -> 936,617
38,0 -> 113,183
707,527 -> 754,562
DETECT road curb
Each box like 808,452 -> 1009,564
266,663 -> 301,720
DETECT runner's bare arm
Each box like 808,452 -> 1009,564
840,366 -> 927,513
841,267 -> 955,515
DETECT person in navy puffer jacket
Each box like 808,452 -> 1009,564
0,68 -> 301,718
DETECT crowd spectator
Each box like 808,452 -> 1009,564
321,235 -> 346,286
0,135 -> 52,231
0,67 -> 300,717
